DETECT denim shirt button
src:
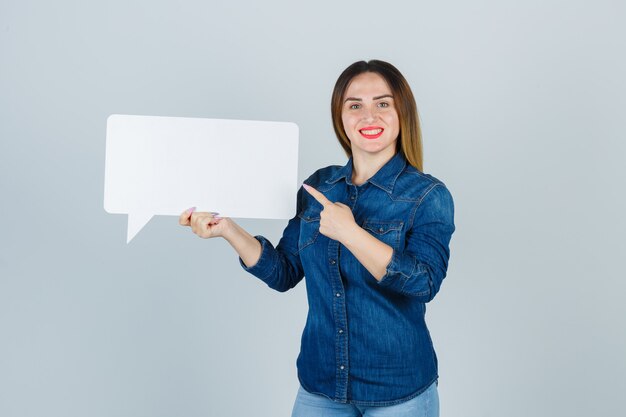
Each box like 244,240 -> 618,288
336,293 -> 341,297
338,329 -> 343,334
340,365 -> 345,370
350,195 -> 355,200
330,259 -> 336,265
378,227 -> 384,233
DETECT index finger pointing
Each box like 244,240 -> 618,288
302,183 -> 333,207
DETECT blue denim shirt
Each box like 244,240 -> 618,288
239,151 -> 455,406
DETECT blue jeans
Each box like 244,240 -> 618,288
291,380 -> 439,417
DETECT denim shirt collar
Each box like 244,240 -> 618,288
325,151 -> 407,194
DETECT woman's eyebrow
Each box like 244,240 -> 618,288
344,94 -> 394,103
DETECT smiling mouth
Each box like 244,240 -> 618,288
359,127 -> 384,139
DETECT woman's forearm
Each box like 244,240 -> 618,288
222,219 -> 262,268
342,226 -> 393,281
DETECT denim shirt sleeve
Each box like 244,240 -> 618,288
377,184 -> 455,301
238,187 -> 305,292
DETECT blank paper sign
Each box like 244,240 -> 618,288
104,114 -> 299,243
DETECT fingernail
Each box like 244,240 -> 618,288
210,212 -> 220,215
187,207 -> 196,214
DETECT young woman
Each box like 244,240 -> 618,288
179,60 -> 455,417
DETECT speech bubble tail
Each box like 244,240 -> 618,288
127,212 -> 154,244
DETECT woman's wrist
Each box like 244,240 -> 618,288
221,218 -> 246,244
221,219 -> 263,268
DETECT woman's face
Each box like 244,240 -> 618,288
341,72 -> 400,160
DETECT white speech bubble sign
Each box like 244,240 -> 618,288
104,114 -> 299,243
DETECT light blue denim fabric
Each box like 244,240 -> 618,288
240,152 -> 455,405
291,380 -> 439,417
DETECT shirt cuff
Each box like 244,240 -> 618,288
377,248 -> 417,292
238,235 -> 278,281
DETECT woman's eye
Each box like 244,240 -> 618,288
349,104 -> 361,110
378,102 -> 389,108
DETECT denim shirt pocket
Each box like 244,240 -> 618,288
297,207 -> 321,251
362,219 -> 404,250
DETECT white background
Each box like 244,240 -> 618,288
1,1 -> 625,416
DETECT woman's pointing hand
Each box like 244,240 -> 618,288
302,184 -> 359,244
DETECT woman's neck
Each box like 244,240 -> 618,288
351,148 -> 396,186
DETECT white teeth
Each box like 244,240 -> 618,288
360,128 -> 383,135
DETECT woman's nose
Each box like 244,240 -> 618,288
361,106 -> 376,122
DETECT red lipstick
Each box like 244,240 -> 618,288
359,126 -> 384,140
